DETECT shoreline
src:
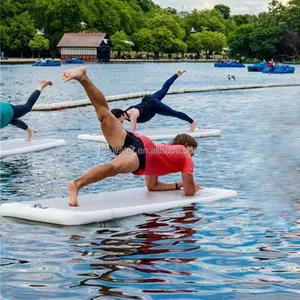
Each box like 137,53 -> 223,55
1,58 -> 299,65
0,58 -> 221,65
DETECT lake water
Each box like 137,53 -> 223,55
1,63 -> 300,299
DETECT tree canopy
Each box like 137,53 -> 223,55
0,0 -> 299,60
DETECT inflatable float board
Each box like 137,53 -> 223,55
0,138 -> 67,158
0,187 -> 237,225
78,128 -> 222,143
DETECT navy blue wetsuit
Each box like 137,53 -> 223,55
9,90 -> 41,130
125,74 -> 194,124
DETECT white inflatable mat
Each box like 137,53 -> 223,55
78,128 -> 221,143
0,138 -> 67,158
0,187 -> 237,226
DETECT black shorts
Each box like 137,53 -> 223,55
109,131 -> 146,174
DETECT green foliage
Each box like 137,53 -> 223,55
0,23 -> 10,50
229,13 -> 280,59
110,30 -> 132,52
0,0 -> 19,20
145,11 -> 186,53
183,9 -> 228,38
187,32 -> 203,53
136,0 -> 158,12
147,11 -> 185,40
285,0 -> 300,34
34,0 -> 86,49
132,28 -> 155,52
8,11 -> 36,51
214,4 -> 230,19
199,31 -> 227,54
0,0 -> 298,59
231,14 -> 257,26
249,13 -> 280,58
228,24 -> 256,58
29,34 -> 49,52
188,30 -> 226,54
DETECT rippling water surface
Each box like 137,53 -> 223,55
1,63 -> 300,299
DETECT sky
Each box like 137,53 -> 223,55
153,0 -> 289,15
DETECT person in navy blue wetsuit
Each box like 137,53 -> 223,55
111,70 -> 197,132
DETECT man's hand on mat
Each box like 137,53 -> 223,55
176,70 -> 186,77
177,182 -> 183,189
26,128 -> 33,141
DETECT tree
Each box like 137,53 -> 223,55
29,34 -> 49,57
168,39 -> 187,54
110,30 -> 133,52
136,0 -> 158,12
183,9 -> 227,37
188,30 -> 226,55
285,0 -> 300,34
8,11 -> 36,57
198,31 -> 227,55
147,11 -> 185,40
278,33 -> 300,59
214,4 -> 231,19
34,0 -> 86,50
250,13 -> 280,59
229,13 -> 280,59
268,0 -> 286,22
146,11 -> 186,54
231,14 -> 257,26
0,24 -> 10,51
0,0 -> 19,20
117,1 -> 145,36
132,28 -> 156,52
228,24 -> 255,58
187,32 -> 203,53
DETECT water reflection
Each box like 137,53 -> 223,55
68,205 -> 200,298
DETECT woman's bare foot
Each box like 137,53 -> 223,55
68,181 -> 79,207
188,122 -> 197,132
26,128 -> 33,141
63,67 -> 87,82
39,80 -> 53,89
176,70 -> 186,77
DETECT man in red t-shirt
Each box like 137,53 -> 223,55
63,67 -> 201,207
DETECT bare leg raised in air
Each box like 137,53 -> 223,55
63,67 -> 139,206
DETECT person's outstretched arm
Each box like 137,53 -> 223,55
146,176 -> 178,191
129,111 -> 139,132
181,173 -> 201,196
146,174 -> 201,195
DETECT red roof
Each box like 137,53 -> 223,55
57,33 -> 107,47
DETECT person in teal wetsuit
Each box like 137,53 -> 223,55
0,80 -> 53,141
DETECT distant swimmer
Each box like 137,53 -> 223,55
228,75 -> 236,81
62,67 -> 201,207
111,70 -> 197,132
0,80 -> 53,141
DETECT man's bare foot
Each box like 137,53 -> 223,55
188,122 -> 197,132
38,80 -> 53,90
26,128 -> 33,141
63,67 -> 87,82
176,70 -> 186,77
68,181 -> 79,207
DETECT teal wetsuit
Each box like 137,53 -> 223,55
0,102 -> 14,129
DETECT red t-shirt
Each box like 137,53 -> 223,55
133,132 -> 194,176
